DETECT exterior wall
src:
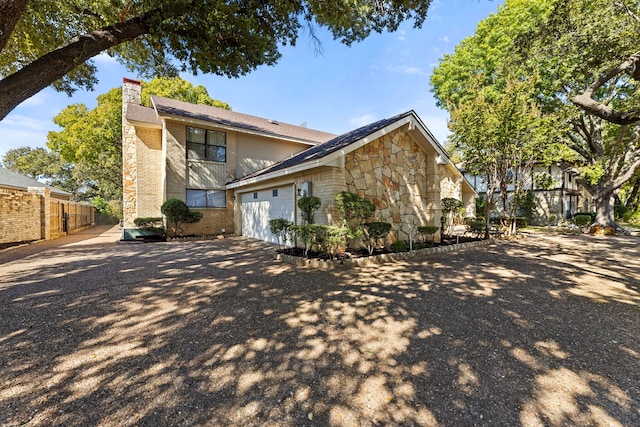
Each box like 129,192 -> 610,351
136,128 -> 163,219
236,133 -> 311,178
0,188 -> 41,243
231,166 -> 346,236
122,79 -> 142,227
344,129 -> 439,242
440,165 -> 463,200
0,187 -> 94,243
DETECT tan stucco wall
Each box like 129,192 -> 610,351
344,129 -> 440,241
236,133 -> 311,178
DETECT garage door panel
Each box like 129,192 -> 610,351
241,186 -> 294,243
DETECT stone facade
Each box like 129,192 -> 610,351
122,79 -> 141,227
344,129 -> 441,241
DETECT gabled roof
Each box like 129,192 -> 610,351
150,96 -> 336,145
0,167 -> 71,197
229,111 -> 417,186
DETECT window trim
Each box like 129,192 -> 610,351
186,189 -> 227,209
186,126 -> 227,163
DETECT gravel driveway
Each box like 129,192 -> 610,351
1,227 -> 639,426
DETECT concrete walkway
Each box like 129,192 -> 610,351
0,224 -> 121,264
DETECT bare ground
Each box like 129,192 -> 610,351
0,228 -> 638,426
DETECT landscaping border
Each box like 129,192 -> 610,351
277,238 -> 497,269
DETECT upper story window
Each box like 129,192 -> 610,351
187,126 -> 226,162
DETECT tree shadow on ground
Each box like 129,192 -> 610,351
0,234 -> 638,426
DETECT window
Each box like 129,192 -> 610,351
187,126 -> 226,162
272,189 -> 278,197
253,192 -> 258,199
186,189 -> 226,208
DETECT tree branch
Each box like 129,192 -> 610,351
0,0 -> 29,53
0,15 -> 152,120
573,55 -> 640,125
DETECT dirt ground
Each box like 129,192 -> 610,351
0,228 -> 638,426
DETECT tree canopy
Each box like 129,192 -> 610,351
431,0 -> 640,227
0,0 -> 433,120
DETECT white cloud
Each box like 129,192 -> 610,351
397,30 -> 407,41
350,114 -> 376,127
0,114 -> 51,159
94,52 -> 118,65
388,65 -> 428,76
438,36 -> 449,43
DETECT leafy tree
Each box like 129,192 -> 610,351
45,76 -> 228,202
269,218 -> 292,251
160,198 -> 203,237
363,221 -> 391,255
335,191 -> 375,240
1,146 -> 66,180
0,1 -> 434,120
297,196 -> 321,225
432,0 -> 640,228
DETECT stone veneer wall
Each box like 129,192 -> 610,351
122,79 -> 142,227
343,129 -> 438,241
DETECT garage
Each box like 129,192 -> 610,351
240,185 -> 295,243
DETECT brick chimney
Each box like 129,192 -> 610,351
122,77 -> 142,105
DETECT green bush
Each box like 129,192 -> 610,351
417,225 -> 440,243
390,240 -> 407,253
468,220 -> 485,236
614,203 -> 628,220
269,218 -> 292,250
161,198 -> 203,237
622,209 -> 640,224
297,196 -> 321,224
573,214 -> 592,228
134,217 -> 164,228
575,212 -> 596,223
364,221 -> 392,255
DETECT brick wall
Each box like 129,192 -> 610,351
0,188 -> 41,243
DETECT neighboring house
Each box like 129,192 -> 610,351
122,78 -> 476,244
0,167 -> 94,243
464,164 -> 594,225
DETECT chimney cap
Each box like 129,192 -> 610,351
123,77 -> 141,85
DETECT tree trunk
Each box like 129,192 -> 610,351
0,17 -> 150,120
0,0 -> 28,52
594,190 -> 616,227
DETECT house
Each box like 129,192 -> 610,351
463,164 -> 594,225
0,167 -> 94,243
122,78 -> 476,244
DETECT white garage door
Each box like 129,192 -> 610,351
241,185 -> 294,243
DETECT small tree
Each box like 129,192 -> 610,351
335,191 -> 375,246
417,225 -> 440,245
363,222 -> 392,255
160,198 -> 203,237
441,198 -> 464,235
297,196 -> 321,225
269,218 -> 292,251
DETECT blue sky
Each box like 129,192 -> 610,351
0,0 -> 503,161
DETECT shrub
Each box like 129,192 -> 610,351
324,225 -> 351,259
291,224 -> 325,258
134,217 -> 163,228
269,218 -> 292,250
417,225 -> 440,244
575,212 -> 596,223
390,240 -> 407,253
614,203 -> 628,220
161,198 -> 203,237
297,196 -> 321,225
335,191 -> 375,228
573,214 -> 592,229
364,222 -> 392,255
468,220 -> 485,237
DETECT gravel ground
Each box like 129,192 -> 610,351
0,227 -> 638,426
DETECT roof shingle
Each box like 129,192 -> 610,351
150,96 -> 336,145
